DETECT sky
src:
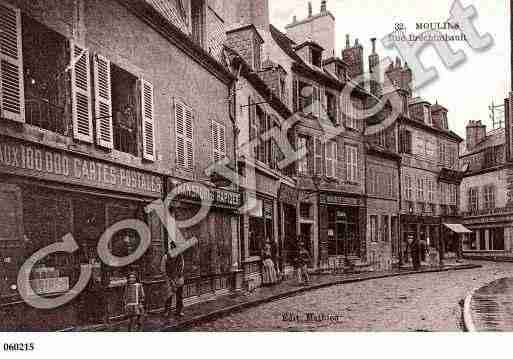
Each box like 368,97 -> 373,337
269,0 -> 511,138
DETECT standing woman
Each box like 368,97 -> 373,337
261,240 -> 278,285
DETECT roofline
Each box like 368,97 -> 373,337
284,12 -> 336,28
226,23 -> 264,44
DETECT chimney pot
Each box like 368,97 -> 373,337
371,38 -> 376,53
321,0 -> 327,13
345,34 -> 350,48
308,2 -> 312,17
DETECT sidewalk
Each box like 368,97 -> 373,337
71,262 -> 481,332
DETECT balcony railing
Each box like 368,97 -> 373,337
25,96 -> 66,135
462,207 -> 513,217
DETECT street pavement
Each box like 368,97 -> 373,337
190,261 -> 513,332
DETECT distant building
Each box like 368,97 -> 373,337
460,121 -> 513,258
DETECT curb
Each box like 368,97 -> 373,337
462,286 -> 478,332
164,264 -> 482,331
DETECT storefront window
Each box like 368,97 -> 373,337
381,215 -> 389,242
248,199 -> 273,258
490,228 -> 505,251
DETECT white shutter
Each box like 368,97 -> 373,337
175,101 -> 186,168
0,2 -> 24,122
325,141 -> 333,178
211,120 -> 227,163
211,120 -> 220,162
175,101 -> 193,170
71,42 -> 93,142
314,136 -> 323,176
93,54 -> 113,148
141,79 -> 155,161
185,106 -> 194,170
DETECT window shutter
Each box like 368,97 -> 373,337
292,79 -> 298,112
141,79 -> 155,161
325,140 -> 333,178
71,42 -> 93,142
314,136 -> 323,176
307,137 -> 314,175
0,2 -> 24,123
185,106 -> 194,170
175,101 -> 186,168
211,120 -> 225,163
212,120 -> 219,162
93,54 -> 113,149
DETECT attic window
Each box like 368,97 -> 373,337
423,105 -> 432,125
312,48 -> 322,67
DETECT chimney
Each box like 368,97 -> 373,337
232,0 -> 270,30
466,120 -> 487,151
369,38 -> 382,97
321,0 -> 327,14
308,2 -> 312,17
342,35 -> 364,80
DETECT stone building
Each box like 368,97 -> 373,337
460,121 -> 513,258
397,81 -> 465,264
0,0 -> 239,330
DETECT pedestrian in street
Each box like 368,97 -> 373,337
162,252 -> 185,319
262,240 -> 278,286
296,239 -> 311,285
409,235 -> 421,270
124,272 -> 145,331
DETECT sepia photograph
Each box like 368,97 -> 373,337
0,0 -> 512,356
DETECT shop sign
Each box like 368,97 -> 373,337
0,137 -> 163,197
320,193 -> 363,207
173,182 -> 241,208
278,183 -> 298,206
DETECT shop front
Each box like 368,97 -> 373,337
400,215 -> 441,265
169,181 -> 241,304
0,136 -> 164,331
318,192 -> 366,269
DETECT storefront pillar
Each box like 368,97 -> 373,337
485,229 -> 490,251
475,230 -> 481,251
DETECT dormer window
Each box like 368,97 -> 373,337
191,0 -> 205,47
423,105 -> 432,125
442,112 -> 448,129
312,48 -> 322,67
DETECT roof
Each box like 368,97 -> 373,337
294,40 -> 324,51
224,45 -> 292,121
460,128 -> 505,157
226,23 -> 264,44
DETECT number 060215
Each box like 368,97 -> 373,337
3,343 -> 35,351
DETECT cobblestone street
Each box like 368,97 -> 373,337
190,261 -> 513,332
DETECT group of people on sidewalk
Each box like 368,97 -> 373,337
122,235 -> 314,331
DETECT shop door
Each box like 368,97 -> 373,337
336,221 -> 346,256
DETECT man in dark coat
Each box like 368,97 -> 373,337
409,236 -> 421,270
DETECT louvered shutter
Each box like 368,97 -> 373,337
292,79 -> 298,112
325,141 -> 333,178
175,101 -> 186,168
211,120 -> 219,162
185,106 -> 194,170
93,54 -> 113,149
0,2 -> 24,123
141,79 -> 155,161
71,42 -> 93,142
314,137 -> 323,176
219,122 -> 226,159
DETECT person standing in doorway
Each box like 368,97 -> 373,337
409,235 -> 421,270
296,238 -> 311,285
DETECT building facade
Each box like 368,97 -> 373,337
0,0 -> 238,330
460,122 -> 513,258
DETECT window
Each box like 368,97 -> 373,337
248,199 -> 273,257
311,48 -> 322,67
423,105 -> 432,125
23,15 -> 68,135
404,175 -> 413,200
295,80 -> 319,116
469,187 -> 479,212
297,135 -> 310,175
175,101 -> 194,170
483,185 -> 495,210
256,106 -> 267,163
377,130 -> 386,147
325,91 -> 338,124
370,216 -> 378,242
449,184 -> 458,205
314,137 -> 323,176
211,120 -> 226,163
111,63 -> 139,156
300,203 -> 312,219
439,142 -> 447,165
417,177 -> 425,202
191,0 -> 205,47
428,180 -> 435,203
344,95 -> 359,130
346,145 -> 358,183
400,130 -> 412,154
325,140 -> 337,178
382,215 -> 389,242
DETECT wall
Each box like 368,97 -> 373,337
460,168 -> 508,212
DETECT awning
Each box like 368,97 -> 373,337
444,223 -> 473,234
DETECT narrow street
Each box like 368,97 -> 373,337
190,261 -> 513,332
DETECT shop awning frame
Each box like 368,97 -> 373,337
444,223 -> 473,234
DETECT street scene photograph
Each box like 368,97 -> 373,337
1,0 -> 513,350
